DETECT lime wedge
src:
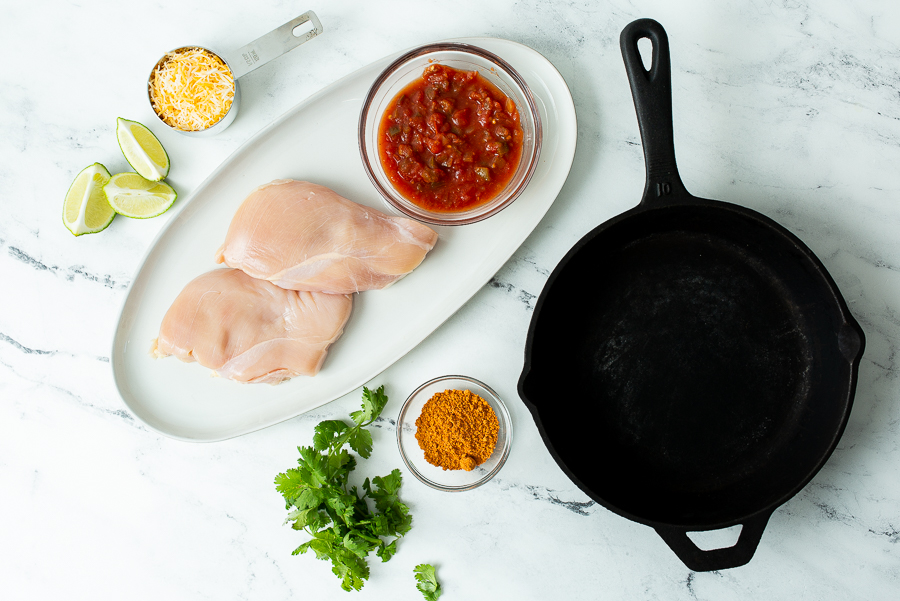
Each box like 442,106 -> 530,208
104,172 -> 177,219
63,163 -> 115,236
116,117 -> 170,181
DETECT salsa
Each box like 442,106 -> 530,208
378,64 -> 524,213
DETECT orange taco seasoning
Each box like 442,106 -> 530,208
415,388 -> 499,471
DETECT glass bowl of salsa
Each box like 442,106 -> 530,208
359,43 -> 542,226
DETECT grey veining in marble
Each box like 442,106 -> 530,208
2,0 -> 900,599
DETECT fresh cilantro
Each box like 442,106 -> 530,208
414,563 -> 442,601
276,385 -> 412,592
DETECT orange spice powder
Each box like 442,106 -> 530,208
415,388 -> 499,471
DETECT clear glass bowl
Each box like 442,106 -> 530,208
396,375 -> 512,492
359,43 -> 542,226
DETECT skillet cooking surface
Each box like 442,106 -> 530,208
529,202 -> 853,526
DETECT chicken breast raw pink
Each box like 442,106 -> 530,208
150,268 -> 352,384
214,180 -> 438,294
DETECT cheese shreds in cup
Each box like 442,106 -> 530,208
149,47 -> 235,131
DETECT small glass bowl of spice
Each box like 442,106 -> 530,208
396,375 -> 512,492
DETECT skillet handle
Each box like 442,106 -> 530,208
653,509 -> 774,571
620,18 -> 687,203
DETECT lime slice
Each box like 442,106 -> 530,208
116,117 -> 170,181
63,163 -> 115,236
104,172 -> 177,219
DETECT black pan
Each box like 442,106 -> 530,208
517,18 -> 865,571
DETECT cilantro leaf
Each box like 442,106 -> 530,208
274,469 -> 306,509
350,385 -> 389,425
376,539 -> 398,562
372,469 -> 402,497
304,486 -> 329,509
332,548 -> 369,592
414,564 -> 442,601
347,427 -> 374,459
343,531 -> 378,558
313,420 -> 350,452
285,507 -> 329,531
292,540 -> 312,556
308,533 -> 340,564
367,470 -> 412,536
296,446 -> 329,486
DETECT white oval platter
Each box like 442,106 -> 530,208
111,37 -> 577,441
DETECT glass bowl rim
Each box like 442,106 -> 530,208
358,42 -> 543,226
395,374 -> 513,492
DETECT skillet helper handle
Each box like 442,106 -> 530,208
620,18 -> 686,202
224,11 -> 324,79
653,509 -> 774,572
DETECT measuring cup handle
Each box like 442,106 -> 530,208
224,11 -> 324,79
620,18 -> 687,204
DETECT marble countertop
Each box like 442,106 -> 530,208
3,0 -> 899,598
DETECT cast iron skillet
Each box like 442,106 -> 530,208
517,18 -> 865,571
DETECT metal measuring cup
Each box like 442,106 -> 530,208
147,11 -> 323,136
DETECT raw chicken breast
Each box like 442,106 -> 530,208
215,180 -> 438,294
150,268 -> 352,384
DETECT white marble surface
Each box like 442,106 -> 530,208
2,0 -> 899,598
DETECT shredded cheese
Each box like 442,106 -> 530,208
149,47 -> 235,131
